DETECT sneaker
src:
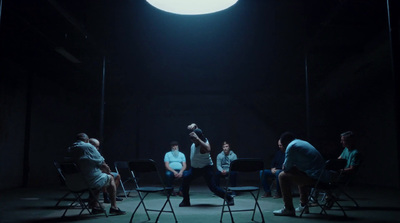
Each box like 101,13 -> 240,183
116,196 -> 123,201
91,208 -> 105,215
261,192 -> 272,198
227,197 -> 235,206
273,207 -> 295,216
177,191 -> 183,197
109,207 -> 126,215
273,194 -> 282,199
179,200 -> 191,207
295,204 -> 309,214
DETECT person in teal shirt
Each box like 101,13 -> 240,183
338,131 -> 362,175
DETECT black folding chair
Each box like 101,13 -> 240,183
58,162 -> 108,218
300,159 -> 348,217
129,159 -> 178,223
220,158 -> 265,223
53,161 -> 72,207
114,161 -> 136,198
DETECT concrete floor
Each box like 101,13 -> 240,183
1,184 -> 400,223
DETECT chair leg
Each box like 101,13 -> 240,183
55,191 -> 71,207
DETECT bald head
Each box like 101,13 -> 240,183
89,138 -> 100,150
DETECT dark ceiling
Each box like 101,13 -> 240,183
0,0 -> 392,99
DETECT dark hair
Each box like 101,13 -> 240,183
76,133 -> 89,142
279,132 -> 296,146
193,128 -> 206,142
170,141 -> 179,146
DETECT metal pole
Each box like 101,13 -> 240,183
305,53 -> 310,140
100,56 -> 106,147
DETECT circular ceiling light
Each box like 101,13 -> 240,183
146,0 -> 238,15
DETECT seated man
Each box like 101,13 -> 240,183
273,132 -> 330,217
67,133 -> 126,215
88,138 -> 123,203
338,131 -> 362,177
260,139 -> 285,198
164,141 -> 187,196
215,141 -> 238,196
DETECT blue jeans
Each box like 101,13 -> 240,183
181,165 -> 228,202
165,170 -> 186,192
260,169 -> 282,195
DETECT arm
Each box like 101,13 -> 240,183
216,154 -> 223,172
189,131 -> 211,153
165,161 -> 179,175
176,162 -> 186,178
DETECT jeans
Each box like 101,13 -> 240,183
181,165 -> 228,202
260,169 -> 282,195
165,170 -> 186,192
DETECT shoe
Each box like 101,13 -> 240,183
179,200 -> 191,207
227,197 -> 235,206
109,207 -> 126,215
91,208 -> 105,215
273,194 -> 282,199
273,207 -> 295,216
116,196 -> 123,201
177,191 -> 183,197
295,204 -> 309,214
170,191 -> 177,196
261,192 -> 272,198
103,193 -> 111,203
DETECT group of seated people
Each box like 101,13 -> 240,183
64,125 -> 361,217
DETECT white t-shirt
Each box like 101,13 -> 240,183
164,151 -> 186,170
190,139 -> 213,168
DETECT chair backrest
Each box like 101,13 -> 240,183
129,159 -> 164,187
230,158 -> 264,172
129,159 -> 158,173
59,162 -> 89,192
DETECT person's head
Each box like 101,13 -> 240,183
222,141 -> 230,155
170,141 -> 179,151
190,128 -> 206,146
89,138 -> 100,150
277,139 -> 284,152
279,132 -> 296,151
76,133 -> 89,143
170,141 -> 179,157
340,131 -> 355,150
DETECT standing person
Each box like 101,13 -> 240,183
273,132 -> 330,217
260,139 -> 285,198
164,141 -> 187,196
179,123 -> 235,207
88,138 -> 123,203
67,133 -> 126,215
215,141 -> 238,196
338,131 -> 362,176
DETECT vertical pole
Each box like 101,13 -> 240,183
100,56 -> 106,148
304,53 -> 310,140
386,0 -> 400,186
0,0 -> 3,25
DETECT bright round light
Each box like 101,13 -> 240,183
146,0 -> 238,15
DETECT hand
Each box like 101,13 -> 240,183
189,132 -> 200,141
271,168 -> 277,174
175,172 -> 183,178
187,123 -> 197,130
221,170 -> 227,175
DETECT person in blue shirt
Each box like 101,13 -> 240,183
260,139 -> 285,198
164,141 -> 187,196
338,131 -> 362,175
273,132 -> 329,217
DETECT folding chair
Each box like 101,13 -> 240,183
58,162 -> 108,218
53,161 -> 72,207
220,158 -> 265,223
300,159 -> 348,217
129,159 -> 178,223
114,161 -> 136,198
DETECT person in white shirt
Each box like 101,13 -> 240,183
164,141 -> 187,196
179,123 -> 235,207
